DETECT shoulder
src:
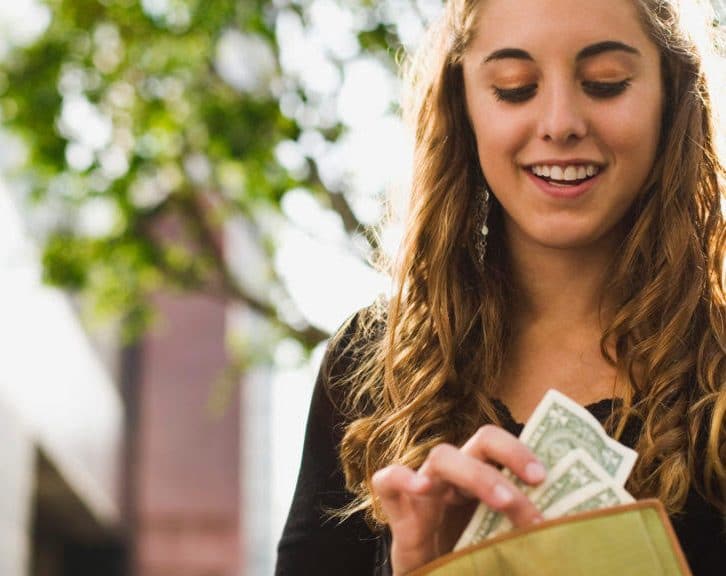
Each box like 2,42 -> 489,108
319,297 -> 388,413
322,297 -> 388,381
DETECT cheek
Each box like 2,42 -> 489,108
470,106 -> 530,167
598,89 -> 662,162
603,115 -> 660,178
464,74 -> 533,167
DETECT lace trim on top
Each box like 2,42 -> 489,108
491,397 -> 624,437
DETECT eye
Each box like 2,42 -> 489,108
492,84 -> 537,103
582,79 -> 632,98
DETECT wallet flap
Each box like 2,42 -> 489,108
409,499 -> 692,576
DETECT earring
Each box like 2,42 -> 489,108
473,185 -> 491,269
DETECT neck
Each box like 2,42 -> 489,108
504,225 -> 621,331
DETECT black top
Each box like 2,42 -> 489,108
276,309 -> 726,576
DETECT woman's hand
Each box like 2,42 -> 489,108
372,425 -> 546,575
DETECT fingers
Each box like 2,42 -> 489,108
421,426 -> 546,526
371,426 -> 547,576
372,465 -> 447,572
374,425 -> 547,533
461,425 -> 547,486
418,442 -> 543,528
372,464 -> 432,501
372,465 -> 436,521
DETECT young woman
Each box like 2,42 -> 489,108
276,0 -> 725,574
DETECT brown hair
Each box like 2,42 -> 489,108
331,0 -> 725,527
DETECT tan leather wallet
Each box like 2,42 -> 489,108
409,499 -> 692,576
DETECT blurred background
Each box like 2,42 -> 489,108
0,1 -> 723,576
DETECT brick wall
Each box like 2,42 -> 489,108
134,292 -> 241,576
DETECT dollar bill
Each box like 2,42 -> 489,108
454,494 -> 501,549
487,448 -> 616,538
544,481 -> 634,518
530,449 -> 614,511
454,390 -> 637,550
519,390 -> 637,484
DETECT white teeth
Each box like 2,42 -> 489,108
563,166 -> 578,181
530,163 -> 601,182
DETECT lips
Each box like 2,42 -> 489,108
525,164 -> 605,199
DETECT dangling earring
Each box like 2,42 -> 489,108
473,185 -> 491,270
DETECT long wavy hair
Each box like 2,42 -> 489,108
331,0 -> 726,527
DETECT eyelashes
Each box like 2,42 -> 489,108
581,79 -> 632,98
493,84 -> 537,103
492,79 -> 632,103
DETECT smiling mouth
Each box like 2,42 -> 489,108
527,163 -> 603,186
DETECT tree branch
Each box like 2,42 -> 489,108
174,190 -> 329,348
307,160 -> 382,255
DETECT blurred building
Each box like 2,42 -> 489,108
0,187 -> 124,575
0,186 -> 245,576
129,290 -> 241,576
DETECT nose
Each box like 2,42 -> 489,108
536,82 -> 588,143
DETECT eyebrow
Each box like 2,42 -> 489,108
482,41 -> 641,65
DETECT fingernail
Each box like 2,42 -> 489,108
525,461 -> 547,483
492,484 -> 513,506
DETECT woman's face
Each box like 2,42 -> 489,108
462,0 -> 663,251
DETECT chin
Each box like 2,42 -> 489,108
505,213 -> 623,252
527,224 -> 610,251
546,213 -> 634,249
